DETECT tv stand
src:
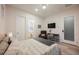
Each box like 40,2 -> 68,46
47,33 -> 59,42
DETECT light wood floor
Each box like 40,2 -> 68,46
58,43 -> 79,55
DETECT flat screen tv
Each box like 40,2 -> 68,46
48,23 -> 56,28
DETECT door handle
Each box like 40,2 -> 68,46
62,30 -> 64,32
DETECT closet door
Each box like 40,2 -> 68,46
64,16 -> 74,41
16,16 -> 26,40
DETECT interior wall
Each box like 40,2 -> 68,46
43,6 -> 79,46
0,5 -> 5,32
2,5 -> 79,46
5,5 -> 43,39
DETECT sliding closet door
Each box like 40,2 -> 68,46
16,16 -> 26,40
64,16 -> 74,41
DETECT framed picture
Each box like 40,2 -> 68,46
38,25 -> 41,29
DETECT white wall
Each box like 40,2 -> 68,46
5,5 -> 43,39
43,6 -> 79,46
0,5 -> 5,32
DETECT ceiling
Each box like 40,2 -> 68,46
8,4 -> 77,18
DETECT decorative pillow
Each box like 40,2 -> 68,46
0,33 -> 5,43
47,45 -> 61,55
41,34 -> 45,36
0,38 -> 3,43
0,41 -> 9,55
3,37 -> 10,43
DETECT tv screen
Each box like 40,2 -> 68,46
48,23 -> 56,28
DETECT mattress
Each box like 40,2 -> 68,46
5,39 -> 58,55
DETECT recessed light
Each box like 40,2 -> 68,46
42,5 -> 46,10
35,8 -> 38,12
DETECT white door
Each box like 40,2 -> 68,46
16,16 -> 26,40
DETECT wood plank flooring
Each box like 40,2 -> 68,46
58,43 -> 79,55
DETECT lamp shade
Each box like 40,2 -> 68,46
8,32 -> 13,37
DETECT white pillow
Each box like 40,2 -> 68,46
41,34 -> 45,36
0,41 -> 9,54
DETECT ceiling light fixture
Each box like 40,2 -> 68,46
35,8 -> 39,12
42,5 -> 47,10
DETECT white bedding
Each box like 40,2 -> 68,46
5,39 -> 58,55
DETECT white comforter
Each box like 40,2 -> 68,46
5,39 -> 58,55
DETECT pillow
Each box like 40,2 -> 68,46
3,37 -> 10,43
0,41 -> 9,55
0,33 -> 5,43
41,34 -> 45,36
0,38 -> 3,43
47,45 -> 61,55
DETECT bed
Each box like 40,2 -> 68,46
5,38 -> 60,55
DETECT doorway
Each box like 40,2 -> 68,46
16,16 -> 26,40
